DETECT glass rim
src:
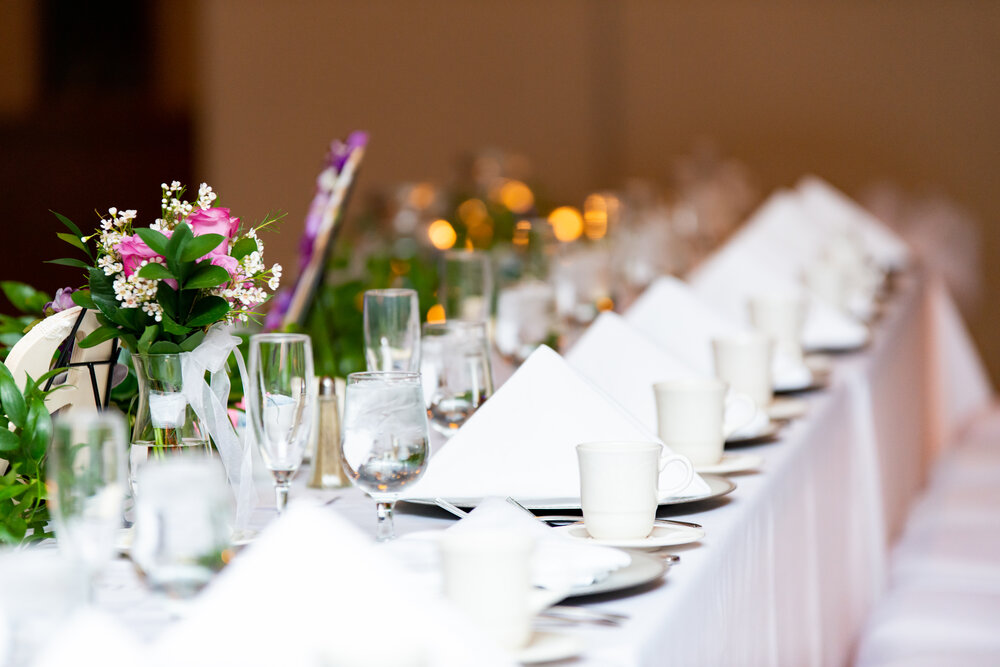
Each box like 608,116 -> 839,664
364,288 -> 418,298
347,371 -> 421,384
250,333 -> 312,344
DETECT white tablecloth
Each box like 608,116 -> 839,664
92,270 -> 992,666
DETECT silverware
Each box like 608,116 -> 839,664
538,606 -> 629,626
434,497 -> 469,519
505,496 -> 535,516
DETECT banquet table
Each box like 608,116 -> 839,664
91,268 -> 991,667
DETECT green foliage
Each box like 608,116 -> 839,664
0,281 -> 51,362
0,363 -> 55,544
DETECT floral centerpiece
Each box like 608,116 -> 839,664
53,182 -> 282,528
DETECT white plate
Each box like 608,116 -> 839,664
774,369 -> 829,394
555,521 -> 704,549
726,420 -> 781,445
565,550 -> 668,598
516,631 -> 582,664
768,397 -> 809,421
695,453 -> 763,475
405,474 -> 737,512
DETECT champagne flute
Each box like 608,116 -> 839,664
420,321 -> 494,435
440,250 -> 493,322
47,409 -> 127,594
363,288 -> 421,372
340,372 -> 429,541
247,333 -> 316,514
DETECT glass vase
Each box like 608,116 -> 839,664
129,353 -> 212,494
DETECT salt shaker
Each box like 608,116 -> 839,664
308,377 -> 349,489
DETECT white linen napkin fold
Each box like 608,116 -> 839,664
796,175 -> 911,271
152,505 -> 515,667
624,276 -> 814,388
566,311 -> 769,437
390,498 -> 631,591
401,345 -> 709,501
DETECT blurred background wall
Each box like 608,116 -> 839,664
2,0 -> 998,378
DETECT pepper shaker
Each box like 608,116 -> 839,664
308,376 -> 349,489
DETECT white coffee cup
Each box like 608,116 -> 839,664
439,529 -> 550,651
748,293 -> 807,366
711,334 -> 775,408
652,378 -> 756,466
576,441 -> 694,540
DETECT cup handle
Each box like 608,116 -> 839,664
658,452 -> 694,499
723,392 -> 758,437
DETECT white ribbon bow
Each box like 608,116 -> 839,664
181,325 -> 255,531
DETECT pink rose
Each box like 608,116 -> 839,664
185,207 -> 240,244
117,234 -> 162,277
209,253 -> 240,278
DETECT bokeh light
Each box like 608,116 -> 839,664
426,303 -> 446,323
548,206 -> 584,242
428,218 -> 457,250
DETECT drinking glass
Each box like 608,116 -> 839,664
420,321 -> 494,435
47,409 -> 127,588
247,333 -> 316,514
130,456 -> 233,599
363,288 -> 421,372
494,280 -> 556,365
340,372 -> 430,541
440,250 -> 493,322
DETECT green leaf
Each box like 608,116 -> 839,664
24,399 -> 51,460
78,325 -> 121,349
180,234 -> 225,262
0,364 -> 26,429
45,257 -> 90,269
159,309 -> 189,336
137,263 -> 174,281
25,367 -> 68,395
135,228 -> 170,256
138,324 -> 159,354
50,210 -> 83,237
165,223 -> 193,276
57,232 -> 90,257
71,290 -> 97,310
231,237 -> 257,260
156,281 -> 179,320
184,264 -> 230,290
1,282 -> 50,314
179,330 -> 205,352
148,341 -> 181,354
0,485 -> 28,501
0,430 -> 19,452
184,296 -> 230,328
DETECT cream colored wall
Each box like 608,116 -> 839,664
197,0 -> 1000,378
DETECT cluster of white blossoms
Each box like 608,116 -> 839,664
90,182 -> 281,326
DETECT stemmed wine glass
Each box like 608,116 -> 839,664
420,321 -> 494,435
340,372 -> 430,541
363,288 -> 421,372
47,409 -> 127,595
247,333 -> 316,515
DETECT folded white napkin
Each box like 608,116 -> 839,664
391,498 -> 631,591
33,611 -> 146,667
624,276 -> 814,388
796,175 -> 911,271
566,311 -> 768,437
402,345 -> 709,501
153,505 -> 515,667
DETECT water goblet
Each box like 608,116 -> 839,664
363,288 -> 421,372
340,372 -> 430,541
47,409 -> 127,593
420,321 -> 494,435
247,333 -> 316,514
440,250 -> 493,322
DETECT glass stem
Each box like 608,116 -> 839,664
272,470 -> 292,515
375,500 -> 396,542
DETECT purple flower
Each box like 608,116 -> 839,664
45,287 -> 77,313
329,131 -> 369,173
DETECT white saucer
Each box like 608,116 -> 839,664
516,631 -> 582,664
768,397 -> 809,421
695,453 -> 763,475
555,521 -> 705,548
726,420 -> 781,445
